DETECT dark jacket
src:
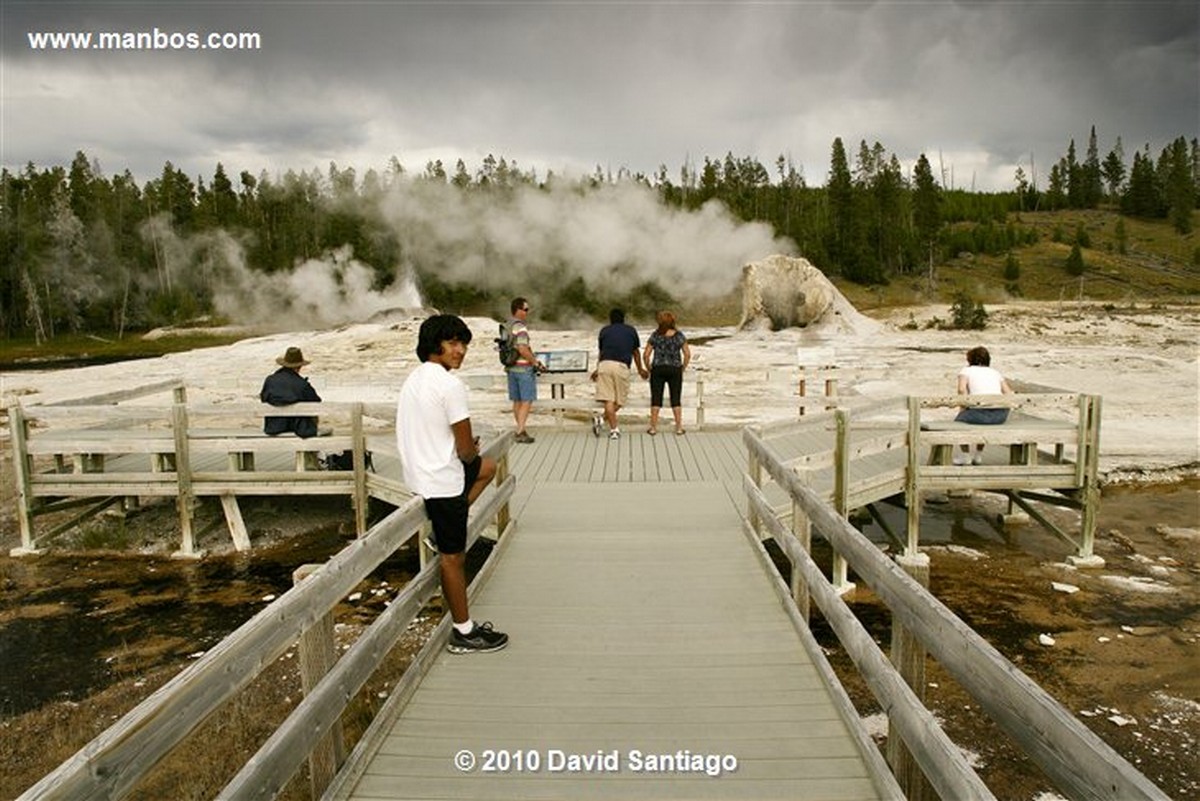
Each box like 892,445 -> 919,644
260,367 -> 321,438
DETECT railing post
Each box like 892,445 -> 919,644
1071,395 -> 1105,568
748,434 -> 763,539
905,397 -> 922,556
170,400 -> 197,557
292,564 -> 346,799
797,367 -> 807,417
352,403 -> 368,537
832,409 -> 854,593
888,552 -> 934,801
791,468 -> 812,621
824,373 -> 839,413
694,377 -> 705,429
9,404 -> 38,555
495,447 -> 511,535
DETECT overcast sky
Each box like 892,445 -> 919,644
2,1 -> 1197,193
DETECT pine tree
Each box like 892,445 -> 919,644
1066,140 -> 1083,208
1122,146 -> 1161,217
1065,242 -> 1085,276
825,137 -> 858,278
1101,138 -> 1126,200
912,153 -> 941,288
1083,126 -> 1103,207
1161,136 -> 1195,233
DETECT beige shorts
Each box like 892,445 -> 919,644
594,360 -> 632,406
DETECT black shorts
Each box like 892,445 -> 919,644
423,455 -> 482,555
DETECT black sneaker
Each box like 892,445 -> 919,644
514,431 -> 536,444
591,413 -> 602,438
448,621 -> 509,654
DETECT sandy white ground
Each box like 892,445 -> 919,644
2,301 -> 1196,480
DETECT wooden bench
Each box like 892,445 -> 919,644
920,412 -> 1080,467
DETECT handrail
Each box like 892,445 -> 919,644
42,378 -> 185,407
16,431 -> 516,800
918,392 -> 1080,411
217,476 -> 516,799
10,397 -> 413,552
743,473 -> 995,801
15,497 -> 426,801
743,426 -> 1168,801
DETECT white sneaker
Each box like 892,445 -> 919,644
952,452 -> 971,466
971,453 -> 984,465
609,429 -> 621,440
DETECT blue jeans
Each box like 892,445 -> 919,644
507,367 -> 537,402
955,407 -> 1008,425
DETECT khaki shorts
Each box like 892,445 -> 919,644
594,360 -> 632,406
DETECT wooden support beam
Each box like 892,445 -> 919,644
888,552 -> 934,801
171,402 -> 197,558
219,494 -> 250,551
292,564 -> 347,799
351,403 -> 368,537
1072,395 -> 1105,567
905,397 -> 922,556
8,404 -> 37,554
832,409 -> 854,594
791,469 -> 812,622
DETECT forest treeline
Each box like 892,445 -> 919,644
1,127 -> 1196,341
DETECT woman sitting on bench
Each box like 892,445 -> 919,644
954,346 -> 1013,465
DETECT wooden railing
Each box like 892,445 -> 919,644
7,392 -> 415,555
742,424 -> 1167,801
15,432 -> 515,801
750,391 -> 1102,565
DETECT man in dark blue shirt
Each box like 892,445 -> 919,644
260,346 -> 322,438
589,309 -> 648,440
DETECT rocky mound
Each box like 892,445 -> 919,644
738,254 -> 879,336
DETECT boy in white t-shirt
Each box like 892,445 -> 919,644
398,315 -> 507,653
954,346 -> 1013,465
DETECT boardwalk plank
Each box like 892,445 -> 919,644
351,775 -> 880,801
375,733 -> 864,758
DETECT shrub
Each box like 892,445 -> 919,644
1065,243 -> 1086,276
948,293 -> 988,330
1003,252 -> 1021,282
1003,252 -> 1021,296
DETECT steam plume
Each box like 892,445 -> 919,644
142,178 -> 793,330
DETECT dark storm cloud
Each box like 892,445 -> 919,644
2,1 -> 1196,190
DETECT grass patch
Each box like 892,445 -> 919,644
0,330 -> 251,369
838,208 -> 1200,309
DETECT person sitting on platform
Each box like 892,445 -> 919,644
953,345 -> 1013,465
260,346 -> 323,438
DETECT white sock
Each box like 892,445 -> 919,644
453,620 -> 474,635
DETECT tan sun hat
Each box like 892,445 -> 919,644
276,346 -> 310,368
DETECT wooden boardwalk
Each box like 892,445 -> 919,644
333,432 -> 896,800
16,400 -> 1153,801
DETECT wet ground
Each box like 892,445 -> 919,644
0,481 -> 1196,799
0,501 -> 422,719
806,478 -> 1200,800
